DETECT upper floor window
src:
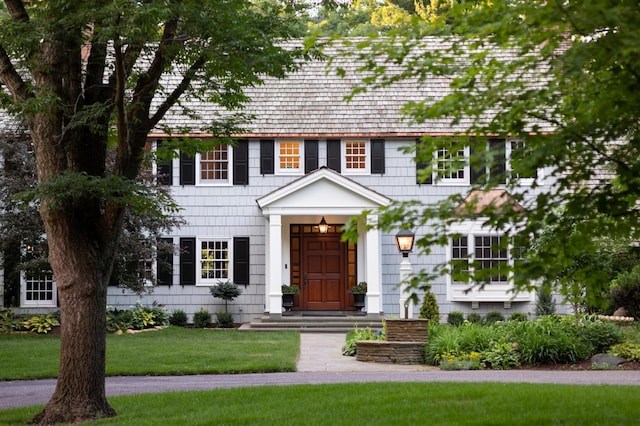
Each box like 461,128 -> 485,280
199,238 -> 230,284
436,143 -> 468,184
277,140 -> 303,174
342,140 -> 370,174
197,144 -> 231,185
507,139 -> 537,182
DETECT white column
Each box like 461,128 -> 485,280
364,214 -> 383,315
398,256 -> 414,319
266,214 -> 283,315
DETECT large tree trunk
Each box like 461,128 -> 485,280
30,211 -> 119,424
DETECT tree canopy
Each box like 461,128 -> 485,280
337,0 -> 640,297
0,0 -> 307,423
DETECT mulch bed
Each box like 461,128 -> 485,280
522,360 -> 640,371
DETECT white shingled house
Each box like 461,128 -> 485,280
0,39 -> 568,323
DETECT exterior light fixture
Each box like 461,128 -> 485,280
318,217 -> 329,234
395,229 -> 415,257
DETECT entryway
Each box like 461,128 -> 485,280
290,224 -> 357,311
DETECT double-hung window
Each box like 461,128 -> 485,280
507,139 -> 537,183
342,140 -> 370,174
277,140 -> 303,174
198,144 -> 231,185
198,238 -> 230,284
21,271 -> 57,307
435,142 -> 468,184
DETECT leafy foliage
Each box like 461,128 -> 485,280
335,0 -> 640,301
215,311 -> 235,329
447,311 -> 464,326
193,309 -> 212,329
22,313 -> 60,334
169,310 -> 188,327
484,310 -> 505,325
342,324 -> 385,356
0,309 -> 19,332
609,265 -> 640,320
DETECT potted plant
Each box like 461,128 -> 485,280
351,281 -> 367,311
281,284 -> 300,311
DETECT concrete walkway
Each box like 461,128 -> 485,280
2,333 -> 640,410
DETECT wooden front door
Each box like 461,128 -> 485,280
302,234 -> 346,310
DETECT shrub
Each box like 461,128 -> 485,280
509,312 -> 528,322
210,281 -> 242,313
22,313 -> 60,334
193,308 -> 211,328
484,310 -> 505,324
572,315 -> 622,353
215,311 -> 234,328
149,306 -> 170,326
610,265 -> 640,319
438,351 -> 483,370
481,342 -> 521,370
107,308 -> 134,332
424,324 -> 462,365
447,311 -> 465,326
418,290 -> 440,322
466,312 -> 483,324
169,309 -> 188,327
609,342 -> 640,361
0,309 -> 18,333
535,286 -> 556,316
342,325 -> 385,356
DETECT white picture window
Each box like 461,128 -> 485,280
197,238 -> 231,285
21,272 -> 57,307
277,140 -> 303,174
342,140 -> 370,174
197,144 -> 231,185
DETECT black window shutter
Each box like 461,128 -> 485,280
469,145 -> 486,185
326,139 -> 341,173
371,139 -> 385,174
260,139 -> 274,175
489,138 -> 507,185
233,237 -> 250,286
416,139 -> 432,184
304,139 -> 319,173
156,141 -> 173,186
179,237 -> 196,286
179,151 -> 196,185
233,139 -> 249,185
157,237 -> 173,286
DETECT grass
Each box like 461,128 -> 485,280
0,327 -> 299,380
2,382 -> 640,425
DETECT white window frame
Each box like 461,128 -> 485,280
20,271 -> 57,308
446,221 -> 532,303
196,237 -> 232,286
196,144 -> 233,186
433,144 -> 469,185
506,138 -> 538,185
276,140 -> 304,175
342,139 -> 370,175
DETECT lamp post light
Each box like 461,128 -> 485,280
395,229 -> 415,319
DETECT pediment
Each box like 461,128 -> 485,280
257,167 -> 390,214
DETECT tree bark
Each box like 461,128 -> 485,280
30,207 -> 119,424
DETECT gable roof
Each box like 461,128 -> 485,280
152,38 -> 538,138
257,166 -> 391,214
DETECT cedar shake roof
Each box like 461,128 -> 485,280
152,38 -> 552,138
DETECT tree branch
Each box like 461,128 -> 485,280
4,0 -> 29,21
0,44 -> 31,102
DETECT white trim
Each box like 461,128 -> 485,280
195,237 -> 233,286
20,271 -> 57,308
276,140 -> 304,175
506,138 -> 538,186
434,145 -> 469,185
195,144 -> 233,186
342,139 -> 370,175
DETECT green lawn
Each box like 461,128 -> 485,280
0,327 -> 299,380
2,382 -> 640,425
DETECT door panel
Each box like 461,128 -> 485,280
302,234 -> 346,310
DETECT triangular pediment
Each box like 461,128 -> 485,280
257,167 -> 390,214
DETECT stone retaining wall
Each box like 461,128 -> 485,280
355,319 -> 429,364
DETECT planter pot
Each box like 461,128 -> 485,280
282,293 -> 295,311
353,293 -> 366,311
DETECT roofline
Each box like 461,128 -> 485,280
147,131 -> 553,139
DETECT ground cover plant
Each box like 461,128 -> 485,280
0,327 -> 299,380
425,315 -> 624,369
2,382 -> 640,425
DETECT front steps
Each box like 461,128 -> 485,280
239,312 -> 384,332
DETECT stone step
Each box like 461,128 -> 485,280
239,314 -> 384,332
